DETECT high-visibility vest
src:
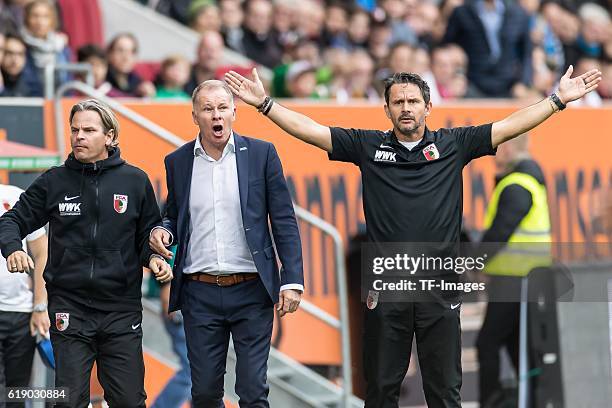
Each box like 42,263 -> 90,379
483,172 -> 552,276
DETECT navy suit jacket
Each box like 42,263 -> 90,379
163,133 -> 304,312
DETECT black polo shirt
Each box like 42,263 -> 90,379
329,124 -> 495,244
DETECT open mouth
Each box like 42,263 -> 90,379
212,124 -> 224,137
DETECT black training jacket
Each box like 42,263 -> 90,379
0,148 -> 161,311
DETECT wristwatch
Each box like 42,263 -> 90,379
32,302 -> 48,312
549,93 -> 566,111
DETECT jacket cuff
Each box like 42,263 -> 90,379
1,242 -> 24,259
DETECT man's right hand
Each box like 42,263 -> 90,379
224,68 -> 267,107
6,250 -> 34,274
149,228 -> 173,259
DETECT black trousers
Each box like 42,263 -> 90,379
363,297 -> 462,408
0,311 -> 36,408
476,301 -> 520,406
48,296 -> 146,408
476,275 -> 523,406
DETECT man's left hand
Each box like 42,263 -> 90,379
149,256 -> 173,283
557,65 -> 602,104
276,289 -> 302,317
30,311 -> 50,337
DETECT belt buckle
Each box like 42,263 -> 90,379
215,274 -> 231,286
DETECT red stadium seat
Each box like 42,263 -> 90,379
134,62 -> 161,83
57,0 -> 104,51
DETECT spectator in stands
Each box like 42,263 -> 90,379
77,44 -> 125,97
429,44 -> 475,102
407,0 -> 444,49
412,46 -> 432,76
443,0 -> 533,97
542,2 -> 581,68
295,0 -> 326,44
184,30 -> 226,95
241,0 -> 282,68
322,2 -> 350,49
292,39 -> 323,67
272,0 -> 298,51
0,33 -> 42,97
189,0 -> 221,35
599,60 -> 612,99
339,49 -> 378,101
530,46 -> 557,98
106,32 -> 156,97
155,55 -> 191,100
0,0 -> 23,34
368,20 -> 393,62
154,0 -> 191,26
348,8 -> 372,49
285,60 -> 318,98
521,0 -> 564,76
576,3 -> 610,60
219,0 -> 245,53
568,56 -> 604,106
20,0 -> 70,85
380,0 -> 418,45
321,46 -> 351,100
374,42 -> 414,94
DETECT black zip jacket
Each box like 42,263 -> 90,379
0,148 -> 160,311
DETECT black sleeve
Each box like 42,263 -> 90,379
482,184 -> 532,244
137,175 -> 162,267
442,7 -> 461,45
0,173 -> 50,258
328,127 -> 368,166
453,123 -> 496,165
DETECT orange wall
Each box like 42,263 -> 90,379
48,100 -> 612,365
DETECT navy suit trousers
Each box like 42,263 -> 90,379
182,276 -> 274,408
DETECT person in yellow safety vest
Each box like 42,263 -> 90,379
476,134 -> 552,407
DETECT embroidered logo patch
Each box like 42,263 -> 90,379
55,313 -> 69,331
422,143 -> 440,161
113,194 -> 128,214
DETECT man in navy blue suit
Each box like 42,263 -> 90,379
150,79 -> 304,408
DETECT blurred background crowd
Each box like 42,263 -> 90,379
1,0 -> 611,105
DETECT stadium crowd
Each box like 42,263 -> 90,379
0,0 -> 611,104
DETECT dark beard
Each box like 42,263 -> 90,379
395,116 -> 424,138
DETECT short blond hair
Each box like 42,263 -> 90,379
191,79 -> 234,106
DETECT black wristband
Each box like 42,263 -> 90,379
257,96 -> 271,112
263,98 -> 274,115
550,93 -> 566,111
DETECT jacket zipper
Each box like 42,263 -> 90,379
89,163 -> 99,280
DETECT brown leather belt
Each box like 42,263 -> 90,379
185,272 -> 259,287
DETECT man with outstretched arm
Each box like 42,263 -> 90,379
224,67 -> 601,407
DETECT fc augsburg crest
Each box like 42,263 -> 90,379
55,312 -> 69,331
422,143 -> 440,161
113,194 -> 128,214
